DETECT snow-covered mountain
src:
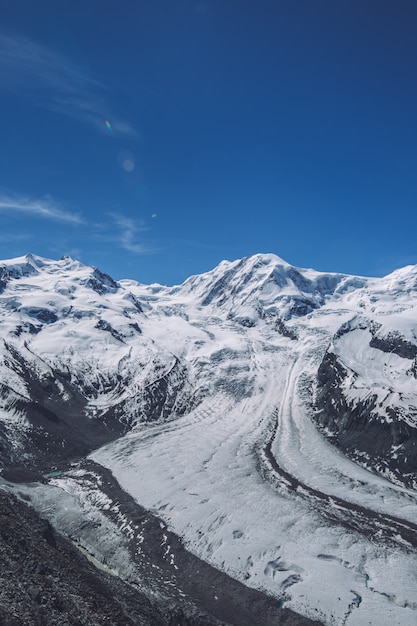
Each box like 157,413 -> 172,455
124,252 -> 417,487
0,254 -> 192,477
1,252 -> 417,625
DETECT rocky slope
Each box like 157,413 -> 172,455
0,489 -> 224,626
314,313 -> 417,487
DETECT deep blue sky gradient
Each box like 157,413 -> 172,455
1,1 -> 416,284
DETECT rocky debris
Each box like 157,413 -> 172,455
0,489 -> 224,626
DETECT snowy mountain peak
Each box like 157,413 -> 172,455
169,252 -> 356,322
379,263 -> 417,294
0,254 -> 41,284
0,253 -> 121,297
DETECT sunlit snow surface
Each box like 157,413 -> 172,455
93,257 -> 417,626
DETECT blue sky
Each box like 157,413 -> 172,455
1,1 -> 416,285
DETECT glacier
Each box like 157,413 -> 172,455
1,252 -> 417,625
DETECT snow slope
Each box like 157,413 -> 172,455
0,254 -> 192,472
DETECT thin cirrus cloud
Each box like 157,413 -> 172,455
0,33 -> 136,137
0,194 -> 84,224
0,193 -> 154,256
107,213 -> 153,255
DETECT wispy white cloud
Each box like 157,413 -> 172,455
0,194 -> 84,224
0,34 -> 100,92
0,189 -> 156,256
108,213 -> 151,254
0,33 -> 137,137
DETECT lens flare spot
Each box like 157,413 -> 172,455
151,213 -> 157,218
105,120 -> 112,131
118,150 -> 136,172
123,159 -> 135,172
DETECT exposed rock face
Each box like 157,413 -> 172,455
369,332 -> 417,360
0,347 -> 192,479
314,317 -> 417,487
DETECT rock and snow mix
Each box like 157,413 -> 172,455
1,252 -> 417,625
